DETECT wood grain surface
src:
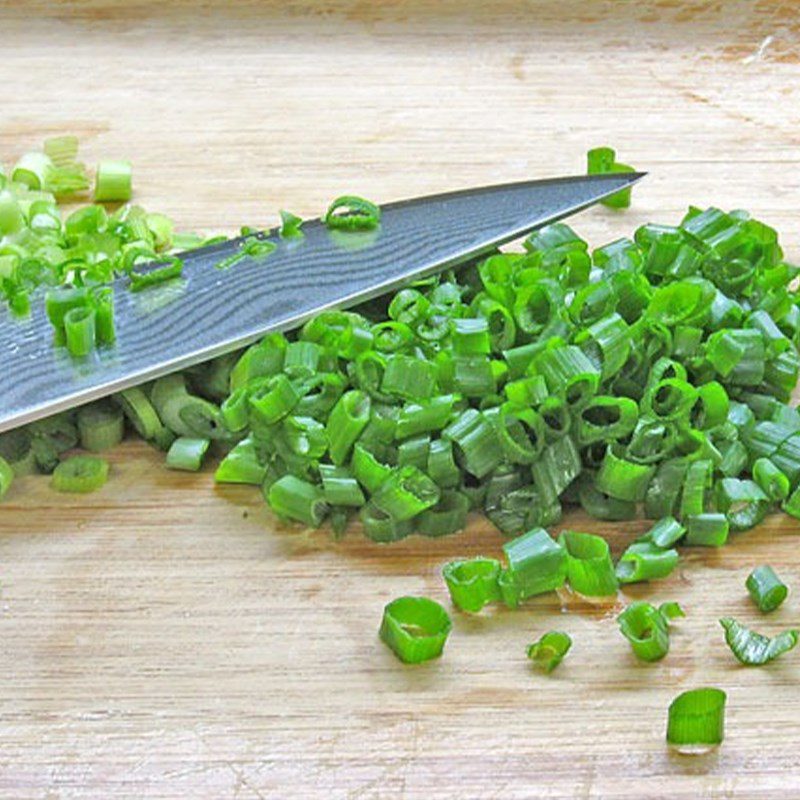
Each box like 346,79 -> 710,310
1,1 -> 799,798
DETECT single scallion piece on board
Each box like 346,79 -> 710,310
527,631 -> 572,673
617,601 -> 671,662
379,596 -> 452,663
746,565 -> 788,613
616,541 -> 679,584
51,455 -> 109,493
559,530 -> 618,597
720,617 -> 799,665
442,557 -> 501,613
500,528 -> 567,607
667,688 -> 726,752
76,401 -> 124,452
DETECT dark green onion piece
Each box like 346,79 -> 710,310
64,306 -> 96,357
359,503 -> 413,542
638,516 -> 686,549
51,455 -> 109,494
416,490 -> 470,537
667,688 -> 726,751
444,409 -> 504,479
527,631 -> 572,673
371,465 -> 440,521
746,566 -> 788,613
279,209 -> 304,238
267,475 -> 328,527
617,601 -> 670,662
559,530 -> 618,597
165,437 -> 210,471
128,256 -> 183,292
326,390 -> 371,465
500,528 -> 567,607
616,542 -> 679,584
720,617 -> 798,666
685,513 -> 729,547
442,557 -> 501,613
214,437 -> 267,485
379,596 -> 452,664
659,601 -> 685,622
752,458 -> 790,501
319,464 -> 366,507
395,395 -> 457,439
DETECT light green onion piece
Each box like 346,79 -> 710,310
267,475 -> 328,527
616,542 -> 679,584
527,631 -> 572,673
165,437 -> 210,471
617,601 -> 670,662
500,528 -> 567,607
76,401 -> 125,452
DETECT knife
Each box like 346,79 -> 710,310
0,172 -> 644,433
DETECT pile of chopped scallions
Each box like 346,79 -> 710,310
2,140 -> 800,750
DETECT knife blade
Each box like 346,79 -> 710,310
0,172 -> 644,433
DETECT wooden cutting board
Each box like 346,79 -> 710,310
1,2 -> 799,797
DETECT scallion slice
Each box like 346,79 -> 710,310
667,688 -> 726,752
527,631 -> 572,673
746,565 -> 788,613
720,617 -> 798,665
379,596 -> 452,663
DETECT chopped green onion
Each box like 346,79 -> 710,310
559,530 -> 618,597
128,256 -> 183,292
326,390 -> 371,465
214,437 -> 267,485
166,437 -> 210,471
0,455 -> 13,500
667,688 -> 726,751
720,617 -> 798,665
715,478 -> 769,531
442,557 -> 501,613
324,195 -> 380,231
379,596 -> 452,664
595,444 -> 655,502
267,475 -> 328,527
319,464 -> 366,507
76,401 -> 124,452
638,516 -> 686,549
500,528 -> 567,607
94,160 -> 132,202
63,306 -> 96,357
51,455 -> 109,493
746,566 -> 788,613
587,146 -> 636,208
752,457 -> 790,501
616,541 -> 679,584
527,631 -> 572,673
371,465 -> 440,521
359,503 -> 413,542
415,490 -> 469,537
617,601 -> 670,662
685,513 -> 729,547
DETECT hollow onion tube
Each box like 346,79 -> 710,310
559,530 -> 618,597
637,516 -> 686,549
76,401 -> 124,452
715,478 -> 770,531
267,475 -> 328,527
64,306 -> 96,357
617,601 -> 670,662
415,490 -> 470,537
576,396 -> 638,445
720,617 -> 799,665
752,458 -> 790,501
166,437 -> 210,471
326,390 -> 371,465
686,513 -> 729,546
444,409 -> 504,479
746,566 -> 788,613
527,631 -> 572,673
530,435 -> 581,505
379,596 -> 452,664
499,528 -> 567,608
214,437 -> 267,485
324,195 -> 381,231
667,688 -> 726,751
51,455 -> 109,493
359,503 -> 413,542
442,557 -> 502,613
319,464 -> 366,507
616,542 -> 679,584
